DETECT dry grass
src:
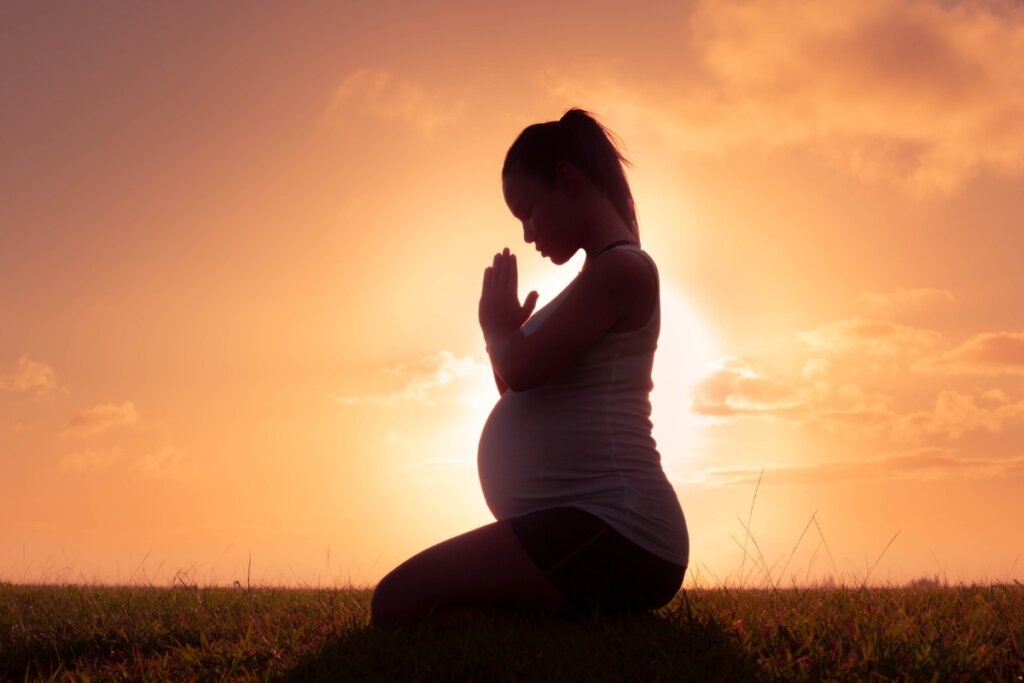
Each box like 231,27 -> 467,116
2,579 -> 1022,681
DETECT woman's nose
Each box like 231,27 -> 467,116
523,223 -> 534,243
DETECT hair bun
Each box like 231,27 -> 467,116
559,107 -> 594,126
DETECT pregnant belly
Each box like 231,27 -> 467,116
477,390 -> 607,519
477,393 -> 543,519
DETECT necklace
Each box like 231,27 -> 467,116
583,239 -> 637,269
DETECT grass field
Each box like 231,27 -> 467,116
2,579 -> 1021,681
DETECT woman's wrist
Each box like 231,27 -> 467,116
484,327 -> 521,363
484,329 -> 526,390
483,327 -> 509,355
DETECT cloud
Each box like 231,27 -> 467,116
691,354 -> 1022,440
60,401 -> 138,438
690,357 -> 896,432
913,332 -> 1024,376
543,0 -> 1024,192
0,355 -> 58,396
58,447 -> 122,473
322,67 -> 465,133
57,443 -> 193,478
131,445 -> 188,479
690,356 -> 804,417
801,358 -> 830,379
690,334 -> 1024,442
893,389 -> 1024,440
797,318 -> 942,356
804,384 -> 897,436
695,447 -> 1024,487
337,351 -> 488,407
856,288 -> 954,311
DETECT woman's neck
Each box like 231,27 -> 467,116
581,210 -> 637,261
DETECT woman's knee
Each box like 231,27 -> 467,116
370,570 -> 404,627
370,565 -> 437,628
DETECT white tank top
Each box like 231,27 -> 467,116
477,244 -> 689,567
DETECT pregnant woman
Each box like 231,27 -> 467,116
371,108 -> 688,627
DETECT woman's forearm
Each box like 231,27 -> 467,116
485,329 -> 533,392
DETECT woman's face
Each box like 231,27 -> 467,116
502,169 -> 581,265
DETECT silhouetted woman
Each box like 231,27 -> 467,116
371,108 -> 689,627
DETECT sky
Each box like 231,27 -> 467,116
2,0 -> 1022,588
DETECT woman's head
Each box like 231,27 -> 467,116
501,108 -> 638,264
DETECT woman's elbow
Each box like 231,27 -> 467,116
500,365 -> 545,392
489,337 -> 549,392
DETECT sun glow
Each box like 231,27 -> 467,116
518,250 -> 587,311
651,281 -> 718,477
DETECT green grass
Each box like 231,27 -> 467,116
2,580 -> 1021,681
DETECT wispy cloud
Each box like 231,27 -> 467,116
131,445 -> 189,479
322,66 -> 465,133
914,332 -> 1024,376
690,356 -> 895,428
855,288 -> 954,311
801,358 -> 831,379
58,447 -> 122,473
689,356 -> 1024,442
691,356 -> 804,417
694,448 -> 1024,487
337,351 -> 488,407
0,355 -> 58,397
543,0 -> 1024,192
803,384 -> 897,437
797,318 -> 942,357
893,389 -> 1024,441
57,443 -> 193,478
60,401 -> 138,438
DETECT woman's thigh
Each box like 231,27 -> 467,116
370,518 -> 574,627
509,507 -> 686,615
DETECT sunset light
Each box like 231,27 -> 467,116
3,0 -> 1023,595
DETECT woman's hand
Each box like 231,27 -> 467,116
478,247 -> 647,392
479,247 -> 539,343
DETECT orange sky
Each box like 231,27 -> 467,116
3,0 -> 1023,588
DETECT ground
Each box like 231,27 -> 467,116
2,581 -> 1021,681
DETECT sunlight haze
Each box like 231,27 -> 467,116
3,0 -> 1023,589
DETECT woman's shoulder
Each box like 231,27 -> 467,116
581,246 -> 658,293
578,246 -> 658,332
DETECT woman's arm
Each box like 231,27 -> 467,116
493,370 -> 509,396
479,247 -> 653,392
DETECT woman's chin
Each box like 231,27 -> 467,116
549,251 -> 575,265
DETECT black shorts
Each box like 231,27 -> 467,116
507,506 -> 686,616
